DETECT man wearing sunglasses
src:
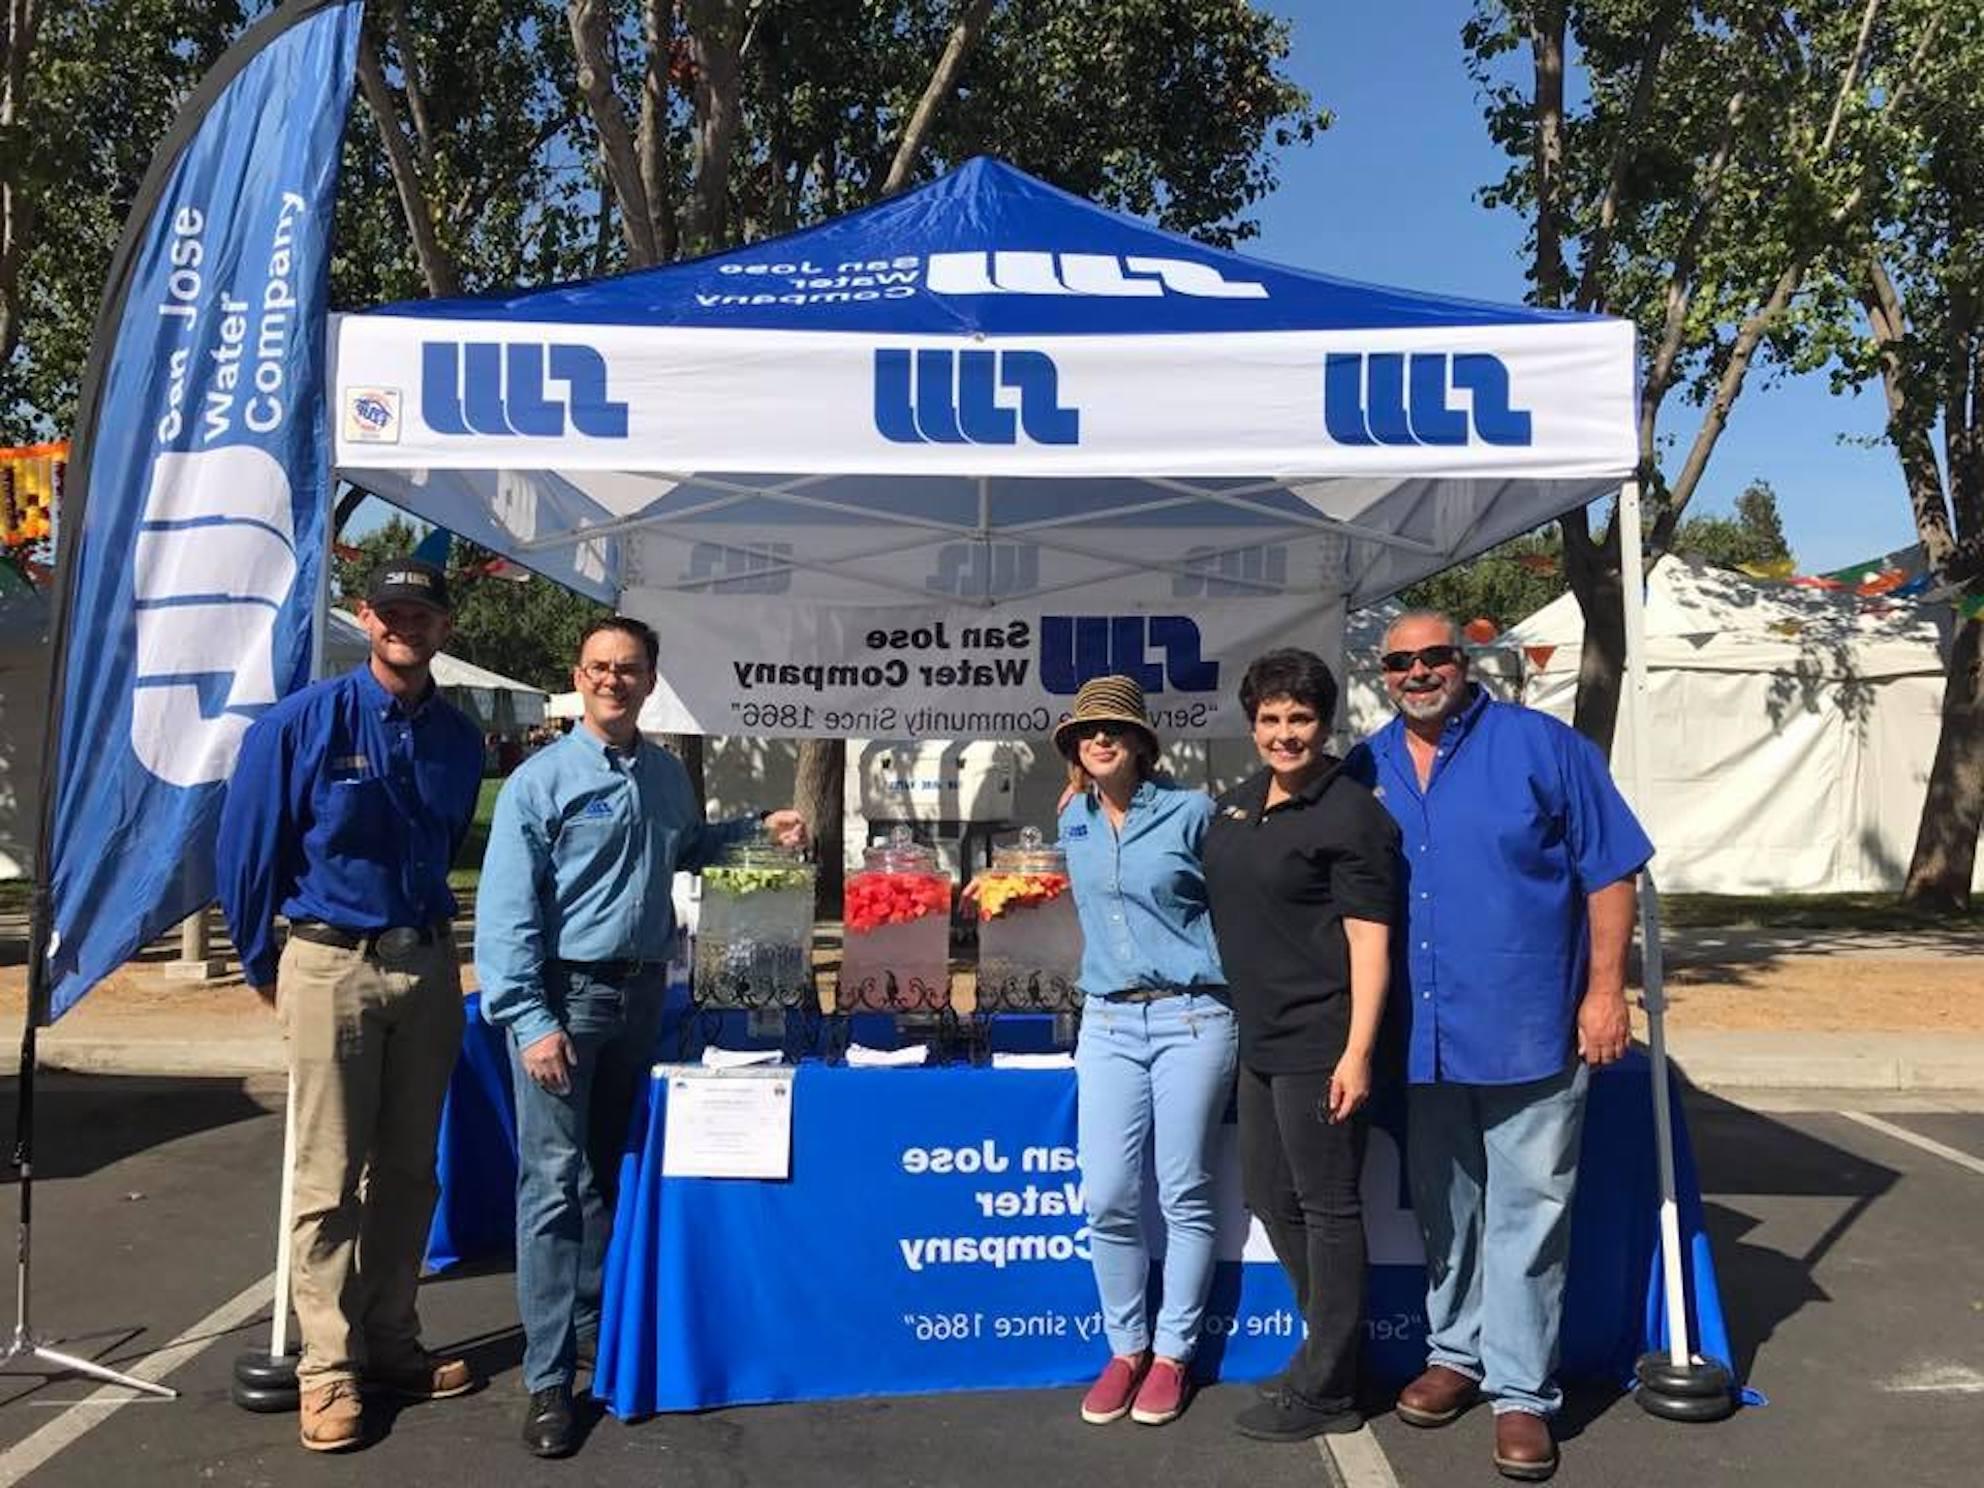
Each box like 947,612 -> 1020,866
1350,611 -> 1651,1482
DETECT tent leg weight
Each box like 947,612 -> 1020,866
231,1348 -> 299,1413
1633,1352 -> 1735,1422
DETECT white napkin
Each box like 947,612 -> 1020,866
844,1043 -> 931,1067
990,1052 -> 1076,1070
699,1046 -> 784,1068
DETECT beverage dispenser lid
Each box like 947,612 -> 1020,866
862,823 -> 940,873
991,825 -> 1066,874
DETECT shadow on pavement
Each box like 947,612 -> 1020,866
0,1072 -> 274,1183
1680,1086 -> 1898,1383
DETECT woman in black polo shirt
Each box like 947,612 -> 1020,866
1203,647 -> 1401,1443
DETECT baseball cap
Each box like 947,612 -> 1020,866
364,558 -> 452,612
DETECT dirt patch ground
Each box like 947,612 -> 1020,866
2,943 -> 1976,1035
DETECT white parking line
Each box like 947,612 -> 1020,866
1320,1425 -> 1403,1488
1838,1111 -> 1984,1178
0,1270 -> 274,1487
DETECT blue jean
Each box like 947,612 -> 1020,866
509,964 -> 667,1393
1075,990 -> 1238,1362
1406,1062 -> 1590,1417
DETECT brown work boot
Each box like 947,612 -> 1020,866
369,1350 -> 476,1401
1492,1410 -> 1559,1481
1395,1364 -> 1481,1427
298,1379 -> 364,1452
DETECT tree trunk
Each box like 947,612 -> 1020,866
658,733 -> 706,811
1562,512 -> 1625,754
793,738 -> 845,917
882,0 -> 998,195
1904,617 -> 1983,910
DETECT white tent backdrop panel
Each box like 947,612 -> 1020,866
1509,557 -> 1970,894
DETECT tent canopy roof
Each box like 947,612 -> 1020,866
333,158 -> 1636,610
363,157 -> 1605,339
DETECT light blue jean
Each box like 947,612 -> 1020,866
1406,1062 -> 1590,1417
1075,990 -> 1238,1362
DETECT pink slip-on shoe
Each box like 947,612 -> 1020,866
1130,1358 -> 1191,1426
1080,1353 -> 1151,1424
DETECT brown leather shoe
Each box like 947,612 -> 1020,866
298,1379 -> 364,1452
1492,1410 -> 1559,1481
1395,1364 -> 1480,1427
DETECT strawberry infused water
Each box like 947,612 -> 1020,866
839,826 -> 952,1012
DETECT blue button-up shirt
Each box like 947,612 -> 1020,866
474,727 -> 758,1049
1349,688 -> 1653,1086
216,666 -> 484,988
1058,780 -> 1224,996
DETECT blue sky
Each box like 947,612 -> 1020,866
1249,0 -> 1921,572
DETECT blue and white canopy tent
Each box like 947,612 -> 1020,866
331,158 -> 1635,740
330,158 -> 1723,1412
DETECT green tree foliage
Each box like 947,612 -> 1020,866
0,0 -> 241,439
1401,479 -> 1794,630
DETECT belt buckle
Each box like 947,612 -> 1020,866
374,927 -> 422,964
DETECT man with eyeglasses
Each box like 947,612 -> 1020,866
217,557 -> 485,1452
475,615 -> 808,1458
1349,611 -> 1651,1482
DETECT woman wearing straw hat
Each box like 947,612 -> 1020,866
1053,674 -> 1236,1430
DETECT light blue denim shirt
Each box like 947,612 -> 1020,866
474,727 -> 758,1049
1058,779 -> 1225,996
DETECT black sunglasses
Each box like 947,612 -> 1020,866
1380,644 -> 1463,674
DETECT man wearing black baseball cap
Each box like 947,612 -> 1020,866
218,552 -> 485,1451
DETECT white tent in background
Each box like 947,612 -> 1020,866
323,608 -> 549,733
1503,555 -> 1971,894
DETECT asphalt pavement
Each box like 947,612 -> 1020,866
0,1074 -> 1977,1487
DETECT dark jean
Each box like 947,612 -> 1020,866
1236,1062 -> 1368,1413
509,964 -> 667,1393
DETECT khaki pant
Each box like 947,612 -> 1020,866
276,931 -> 465,1388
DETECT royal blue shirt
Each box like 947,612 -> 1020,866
1058,779 -> 1225,996
216,665 -> 485,988
1348,689 -> 1653,1086
474,727 -> 759,1049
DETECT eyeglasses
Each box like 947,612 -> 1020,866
1077,723 -> 1129,743
1380,644 -> 1463,674
579,661 -> 648,682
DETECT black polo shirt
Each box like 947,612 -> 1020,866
1203,760 -> 1402,1073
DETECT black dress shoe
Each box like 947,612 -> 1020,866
521,1383 -> 577,1458
1234,1387 -> 1364,1442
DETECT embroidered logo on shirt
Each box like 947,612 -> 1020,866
575,798 -> 614,819
1064,823 -> 1089,839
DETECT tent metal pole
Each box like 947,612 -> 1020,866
1616,480 -> 1690,1373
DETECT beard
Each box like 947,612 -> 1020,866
1396,682 -> 1455,721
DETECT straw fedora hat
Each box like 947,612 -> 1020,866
1053,674 -> 1159,759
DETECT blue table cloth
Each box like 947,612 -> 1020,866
430,1019 -> 1731,1419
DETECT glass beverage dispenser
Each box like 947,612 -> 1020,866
973,827 -> 1082,1012
839,826 -> 951,1012
693,835 -> 817,1010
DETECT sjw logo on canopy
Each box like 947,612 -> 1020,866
1324,352 -> 1533,447
927,252 -> 1266,300
421,341 -> 628,438
1040,615 -> 1218,695
874,348 -> 1079,445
